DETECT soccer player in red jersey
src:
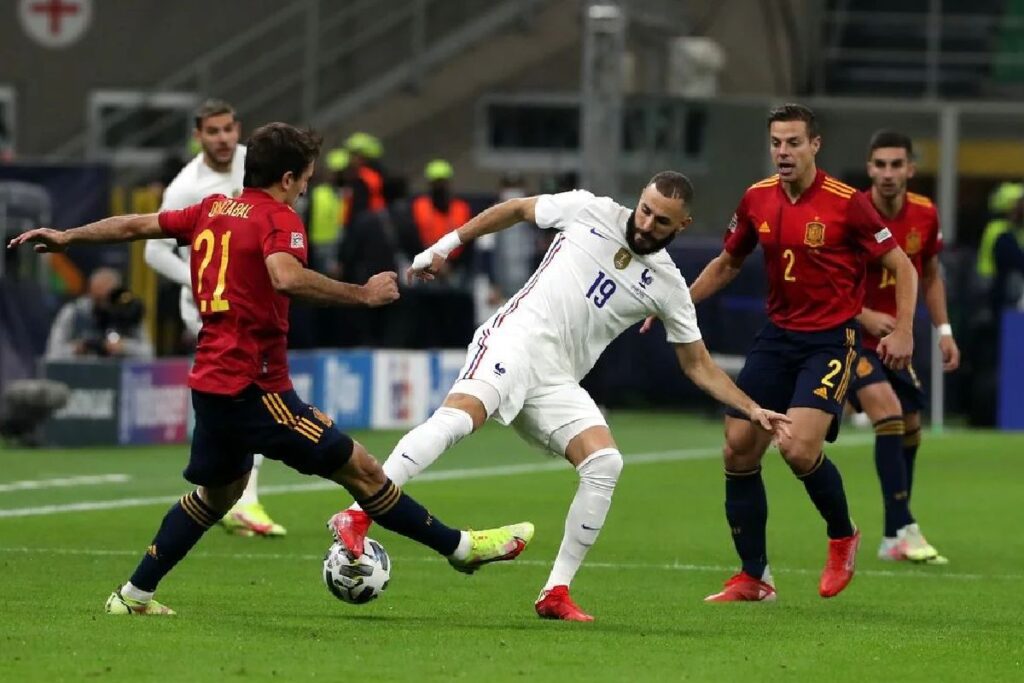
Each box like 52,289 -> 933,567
9,123 -> 534,616
695,104 -> 919,601
848,130 -> 960,565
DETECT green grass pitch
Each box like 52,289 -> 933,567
1,412 -> 1022,682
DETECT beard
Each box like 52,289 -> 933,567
625,211 -> 676,255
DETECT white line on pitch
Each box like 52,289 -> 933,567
0,435 -> 877,519
0,473 -> 131,493
0,545 -> 1007,582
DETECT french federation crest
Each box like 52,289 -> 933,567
905,228 -> 922,256
804,221 -> 826,248
614,247 -> 632,270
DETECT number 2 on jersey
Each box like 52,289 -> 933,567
782,248 -> 797,281
194,229 -> 232,312
585,271 -> 617,308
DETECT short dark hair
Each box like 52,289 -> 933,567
194,99 -> 236,129
648,171 -> 694,208
867,129 -> 914,158
767,103 -> 819,139
243,123 -> 323,189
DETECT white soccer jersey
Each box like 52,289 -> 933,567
147,145 -> 246,333
480,189 -> 702,382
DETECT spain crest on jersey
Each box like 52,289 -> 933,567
614,247 -> 632,270
804,221 -> 826,248
905,228 -> 922,255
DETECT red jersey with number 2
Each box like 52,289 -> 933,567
157,188 -> 309,395
860,191 -> 942,350
724,169 -> 898,331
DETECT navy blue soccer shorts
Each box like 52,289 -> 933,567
847,348 -> 925,415
725,321 -> 860,443
186,385 -> 354,488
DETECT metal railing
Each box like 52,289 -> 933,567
48,0 -> 549,162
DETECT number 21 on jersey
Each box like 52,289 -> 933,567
193,229 -> 232,312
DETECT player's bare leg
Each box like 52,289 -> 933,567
107,473 -> 249,615
535,426 -> 622,622
221,454 -> 288,537
328,441 -> 531,572
705,416 -> 777,603
778,407 -> 859,598
329,391 -> 486,557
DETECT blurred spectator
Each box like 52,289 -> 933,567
976,181 -> 1024,285
45,268 -> 152,360
412,159 -> 473,284
989,194 -> 1024,315
474,172 -> 538,323
308,148 -> 348,276
343,132 -> 386,226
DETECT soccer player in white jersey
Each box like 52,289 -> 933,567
145,99 -> 285,537
330,172 -> 791,621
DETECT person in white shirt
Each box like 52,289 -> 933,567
328,172 -> 791,621
146,99 -> 285,538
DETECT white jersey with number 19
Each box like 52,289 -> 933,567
458,190 -> 701,429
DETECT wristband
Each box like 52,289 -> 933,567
936,323 -> 953,337
432,230 -> 463,258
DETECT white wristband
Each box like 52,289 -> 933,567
432,230 -> 463,259
936,323 -> 953,337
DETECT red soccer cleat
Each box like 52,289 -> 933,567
704,571 -> 777,602
819,529 -> 860,598
535,585 -> 594,622
327,509 -> 372,559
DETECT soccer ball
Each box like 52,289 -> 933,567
322,538 -> 391,604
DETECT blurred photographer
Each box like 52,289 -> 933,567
45,267 -> 153,360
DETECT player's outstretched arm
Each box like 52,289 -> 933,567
7,214 -> 165,253
921,255 -> 960,371
266,252 -> 399,307
640,250 -> 745,334
408,197 -> 539,283
673,340 -> 791,438
875,247 -> 918,370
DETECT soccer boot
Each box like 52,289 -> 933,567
105,589 -> 176,616
891,524 -> 949,565
535,585 -> 594,622
327,508 -> 373,559
877,536 -> 903,561
820,529 -> 860,598
448,522 -> 534,575
704,571 -> 777,602
221,501 -> 285,537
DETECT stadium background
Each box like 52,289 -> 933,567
3,0 -> 1022,443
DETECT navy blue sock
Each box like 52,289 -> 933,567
129,490 -> 220,592
724,468 -> 769,579
797,453 -> 855,539
903,427 -> 921,501
358,479 -> 461,556
873,416 -> 913,536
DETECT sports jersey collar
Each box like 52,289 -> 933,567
867,188 -> 908,223
778,168 -> 826,205
239,187 -> 278,203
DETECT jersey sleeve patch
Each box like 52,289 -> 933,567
874,227 -> 893,243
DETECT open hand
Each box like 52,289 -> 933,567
406,252 -> 446,284
7,228 -> 69,253
750,407 -> 792,441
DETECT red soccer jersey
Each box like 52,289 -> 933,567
860,191 -> 943,350
724,169 -> 898,331
158,188 -> 309,395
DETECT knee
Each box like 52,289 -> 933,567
578,448 -> 623,493
777,437 -> 819,473
331,442 -> 387,498
198,475 -> 248,515
723,439 -> 760,472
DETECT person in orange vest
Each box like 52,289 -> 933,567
412,159 -> 472,278
343,132 -> 386,226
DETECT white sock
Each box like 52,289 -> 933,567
349,407 -> 474,512
449,531 -> 472,560
121,581 -> 154,602
236,454 -> 263,506
542,448 -> 623,591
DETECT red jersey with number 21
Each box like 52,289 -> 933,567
724,169 -> 898,331
157,188 -> 309,395
860,190 -> 942,350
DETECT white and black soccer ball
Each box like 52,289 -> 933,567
322,538 -> 391,605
